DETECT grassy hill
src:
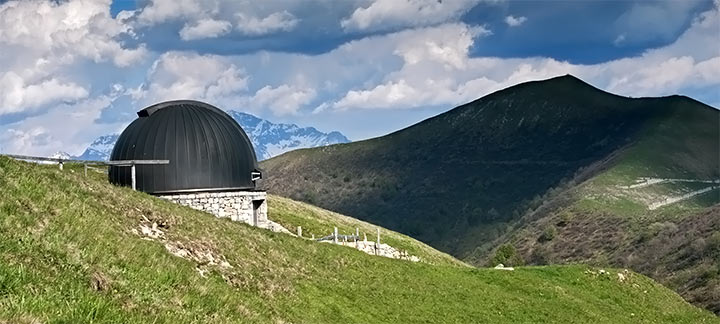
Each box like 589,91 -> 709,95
259,75 -> 720,313
472,102 -> 720,312
1,157 -> 717,323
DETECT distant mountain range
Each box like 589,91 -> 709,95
73,111 -> 349,161
226,111 -> 349,161
260,75 -> 720,313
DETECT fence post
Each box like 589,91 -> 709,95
131,164 -> 136,190
375,228 -> 381,256
333,227 -> 338,244
297,226 -> 302,237
84,164 -> 87,177
355,228 -> 359,239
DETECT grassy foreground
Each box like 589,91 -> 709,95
0,157 -> 716,323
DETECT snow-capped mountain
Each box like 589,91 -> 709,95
75,135 -> 119,161
50,151 -> 72,160
227,111 -> 349,160
75,111 -> 349,161
32,151 -> 73,165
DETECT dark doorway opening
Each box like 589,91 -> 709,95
252,200 -> 264,226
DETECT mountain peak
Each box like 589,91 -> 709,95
513,74 -> 603,94
50,151 -> 71,160
551,73 -> 584,82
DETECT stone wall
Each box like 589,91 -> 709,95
158,191 -> 268,227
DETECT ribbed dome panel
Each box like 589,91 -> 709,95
108,100 -> 259,193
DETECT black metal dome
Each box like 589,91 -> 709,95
108,100 -> 261,194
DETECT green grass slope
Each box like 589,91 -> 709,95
1,157 -> 717,323
489,200 -> 720,314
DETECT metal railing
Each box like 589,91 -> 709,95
314,226 -> 381,245
1,154 -> 169,190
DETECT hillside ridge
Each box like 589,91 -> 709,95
260,75 -> 720,313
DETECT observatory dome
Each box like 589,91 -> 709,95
108,100 -> 260,194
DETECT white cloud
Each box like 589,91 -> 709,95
333,80 -> 418,110
236,11 -> 299,35
504,15 -> 527,27
0,72 -> 88,115
0,128 -> 53,154
134,51 -> 319,117
248,85 -> 316,116
179,18 -> 232,41
393,24 -> 490,69
136,0 -> 208,25
141,52 -> 248,105
138,0 -> 303,38
613,0 -> 703,45
0,0 -> 146,118
0,96 -> 115,156
604,56 -> 720,97
0,0 -> 146,67
328,24 -> 495,110
341,0 -> 480,32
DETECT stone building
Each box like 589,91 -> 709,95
108,100 -> 268,228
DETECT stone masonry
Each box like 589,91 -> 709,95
158,191 -> 268,228
327,239 -> 421,262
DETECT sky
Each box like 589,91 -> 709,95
0,0 -> 718,156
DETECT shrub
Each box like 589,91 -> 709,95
303,191 -> 316,204
539,226 -> 557,242
491,244 -> 524,267
707,231 -> 720,256
529,245 -> 552,265
691,238 -> 708,256
556,211 -> 574,227
639,221 -> 677,242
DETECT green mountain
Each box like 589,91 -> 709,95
260,75 -> 720,313
3,157 -> 717,323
